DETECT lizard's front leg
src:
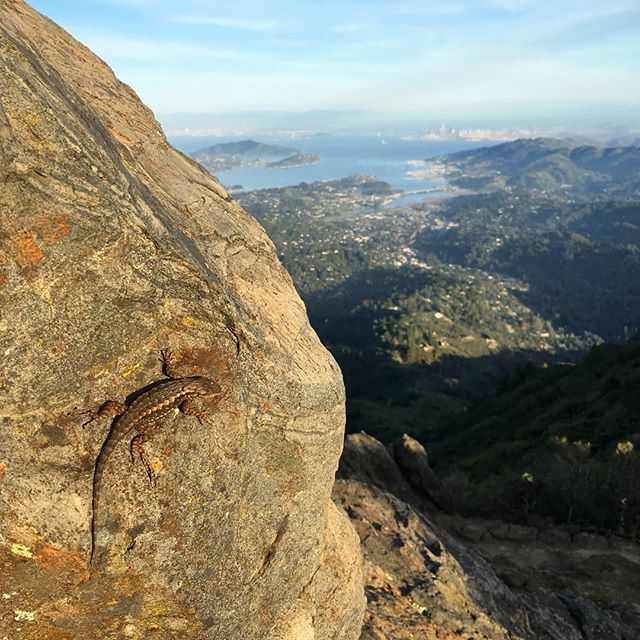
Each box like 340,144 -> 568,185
82,400 -> 127,427
181,397 -> 211,425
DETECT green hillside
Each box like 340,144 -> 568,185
191,139 -> 296,158
431,335 -> 640,533
189,139 -> 311,172
415,194 -> 640,341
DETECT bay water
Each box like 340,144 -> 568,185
169,133 -> 492,195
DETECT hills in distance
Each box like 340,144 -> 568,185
193,138 -> 297,157
189,138 -> 320,173
441,136 -> 640,198
236,136 -> 640,533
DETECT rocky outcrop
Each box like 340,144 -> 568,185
338,433 -> 445,513
0,2 -> 364,638
334,479 -> 530,640
336,432 -> 639,639
439,514 -> 640,631
391,434 -> 446,509
338,433 -> 415,501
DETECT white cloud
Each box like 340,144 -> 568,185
43,0 -> 639,117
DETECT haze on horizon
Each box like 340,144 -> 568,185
31,0 -> 640,132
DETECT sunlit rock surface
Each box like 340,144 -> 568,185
0,2 -> 364,638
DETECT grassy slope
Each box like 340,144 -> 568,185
432,335 -> 640,476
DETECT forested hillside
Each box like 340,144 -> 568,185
442,137 -> 640,197
430,335 -> 640,533
238,141 -> 640,445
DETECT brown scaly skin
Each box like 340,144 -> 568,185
85,352 -> 221,564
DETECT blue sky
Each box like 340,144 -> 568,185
30,0 -> 640,123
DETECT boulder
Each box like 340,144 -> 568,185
0,2 -> 364,638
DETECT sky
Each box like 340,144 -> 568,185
30,0 -> 640,127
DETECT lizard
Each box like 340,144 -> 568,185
84,350 -> 221,564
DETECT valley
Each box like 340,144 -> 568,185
237,137 -> 640,532
235,136 -> 640,637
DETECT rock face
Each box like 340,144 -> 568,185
0,2 -> 364,638
338,433 -> 415,502
336,433 -> 639,640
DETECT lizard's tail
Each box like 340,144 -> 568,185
90,425 -> 127,564
90,462 -> 102,564
90,482 -> 98,564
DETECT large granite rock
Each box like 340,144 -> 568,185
0,2 -> 364,638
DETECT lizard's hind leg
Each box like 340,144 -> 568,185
130,433 -> 156,488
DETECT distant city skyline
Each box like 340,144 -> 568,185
30,0 -> 640,128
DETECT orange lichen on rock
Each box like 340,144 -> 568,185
35,213 -> 71,245
15,230 -> 44,268
12,214 -> 71,271
34,544 -> 86,573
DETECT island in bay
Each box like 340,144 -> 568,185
189,139 -> 320,172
